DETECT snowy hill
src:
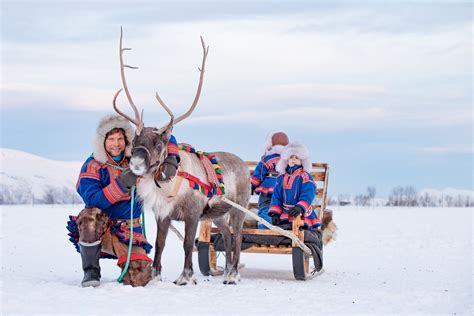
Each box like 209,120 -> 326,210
0,148 -> 82,204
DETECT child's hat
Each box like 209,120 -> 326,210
276,143 -> 312,174
264,131 -> 289,154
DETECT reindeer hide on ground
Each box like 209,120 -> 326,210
321,209 -> 338,246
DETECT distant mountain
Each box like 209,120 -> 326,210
0,148 -> 82,204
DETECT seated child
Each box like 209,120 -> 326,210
251,132 -> 289,229
268,143 -> 320,229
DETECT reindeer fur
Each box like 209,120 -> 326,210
136,149 -> 250,285
112,32 -> 249,285
321,209 -> 338,246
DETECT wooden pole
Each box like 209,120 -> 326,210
169,224 -> 184,241
220,197 -> 311,255
170,223 -> 198,252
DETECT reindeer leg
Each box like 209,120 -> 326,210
153,216 -> 171,281
174,216 -> 200,286
226,209 -> 245,285
213,217 -> 233,283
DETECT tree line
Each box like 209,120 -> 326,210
328,186 -> 474,207
0,184 -> 82,205
1,183 -> 472,207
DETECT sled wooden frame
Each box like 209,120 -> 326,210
197,161 -> 330,280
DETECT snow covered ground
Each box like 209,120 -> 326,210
1,205 -> 472,315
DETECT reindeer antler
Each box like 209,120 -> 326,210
155,36 -> 209,134
155,93 -> 175,135
112,27 -> 144,135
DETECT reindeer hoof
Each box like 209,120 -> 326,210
152,270 -> 162,281
223,272 -> 240,285
173,279 -> 197,286
223,280 -> 237,285
173,274 -> 197,286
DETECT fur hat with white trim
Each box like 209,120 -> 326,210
263,131 -> 289,155
276,142 -> 312,174
93,114 -> 135,163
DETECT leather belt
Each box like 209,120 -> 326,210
266,171 -> 279,178
118,217 -> 142,228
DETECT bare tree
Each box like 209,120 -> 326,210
367,186 -> 376,206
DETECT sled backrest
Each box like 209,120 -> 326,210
246,161 -> 330,216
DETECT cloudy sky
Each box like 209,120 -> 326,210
1,1 -> 472,196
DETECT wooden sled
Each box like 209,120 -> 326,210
197,161 -> 330,280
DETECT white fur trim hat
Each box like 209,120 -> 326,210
276,143 -> 312,174
263,131 -> 289,155
93,114 -> 135,163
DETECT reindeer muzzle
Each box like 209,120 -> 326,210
130,146 -> 151,175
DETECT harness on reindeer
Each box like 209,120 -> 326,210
164,144 -> 225,198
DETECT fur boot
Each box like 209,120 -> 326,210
80,241 -> 102,287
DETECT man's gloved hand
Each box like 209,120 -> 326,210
156,155 -> 179,181
288,205 -> 305,217
251,185 -> 256,195
270,214 -> 280,225
117,169 -> 138,192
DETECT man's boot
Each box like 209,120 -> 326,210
79,241 -> 102,287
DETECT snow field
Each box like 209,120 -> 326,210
1,205 -> 472,315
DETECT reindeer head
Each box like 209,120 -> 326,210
128,126 -> 171,176
112,28 -> 209,176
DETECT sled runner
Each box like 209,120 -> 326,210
197,161 -> 330,280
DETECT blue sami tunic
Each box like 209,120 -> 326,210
269,165 -> 320,228
76,156 -> 142,220
69,136 -> 182,256
72,153 -> 153,255
251,153 -> 281,196
76,135 -> 179,219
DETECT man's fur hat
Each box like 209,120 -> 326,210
93,114 -> 135,163
276,143 -> 312,174
263,131 -> 289,155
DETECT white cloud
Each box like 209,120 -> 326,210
257,83 -> 387,102
418,145 -> 473,154
1,82 -> 114,111
2,5 -> 471,132
184,105 -> 391,131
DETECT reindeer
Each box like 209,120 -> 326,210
113,29 -> 250,286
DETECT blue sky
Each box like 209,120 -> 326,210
1,1 -> 472,196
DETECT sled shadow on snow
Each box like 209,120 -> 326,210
238,268 -> 297,281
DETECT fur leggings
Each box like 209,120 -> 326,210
76,207 -> 147,258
